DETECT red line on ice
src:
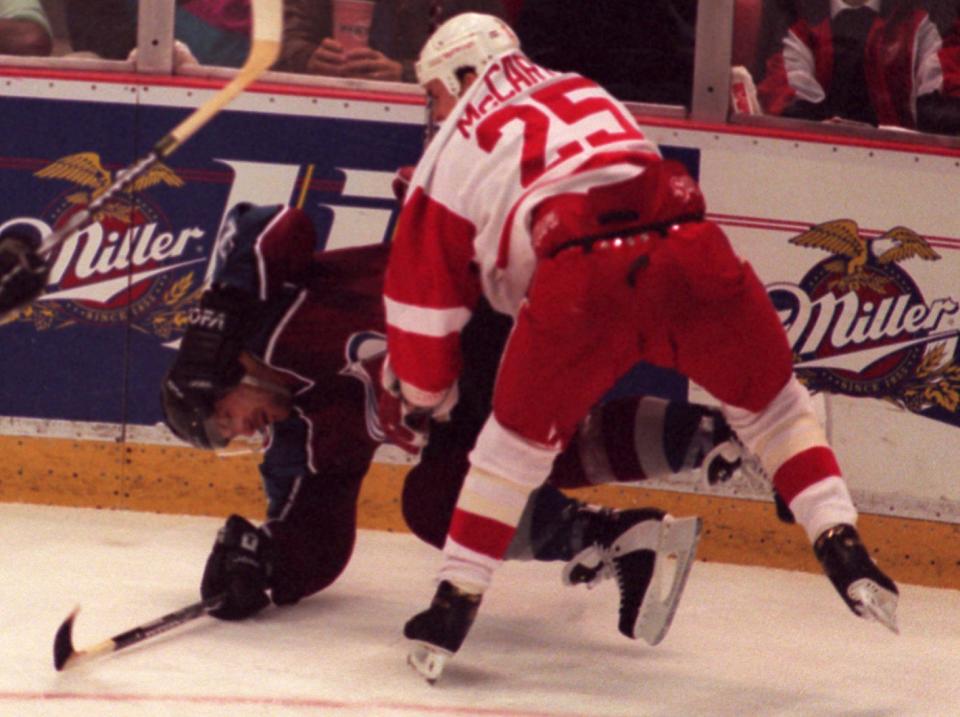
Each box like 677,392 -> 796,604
0,691 -> 585,717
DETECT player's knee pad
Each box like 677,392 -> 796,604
722,375 -> 830,483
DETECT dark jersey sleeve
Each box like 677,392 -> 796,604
253,243 -> 390,603
209,203 -> 316,301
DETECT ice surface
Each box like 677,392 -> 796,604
2,503 -> 959,716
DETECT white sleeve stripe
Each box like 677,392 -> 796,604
254,207 -> 291,301
384,296 -> 471,338
913,16 -> 944,99
783,29 -> 826,104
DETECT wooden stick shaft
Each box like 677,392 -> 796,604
59,595 -> 225,670
39,0 -> 282,257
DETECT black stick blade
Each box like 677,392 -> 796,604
53,607 -> 80,671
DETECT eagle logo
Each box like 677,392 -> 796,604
33,151 -> 184,223
789,219 -> 940,292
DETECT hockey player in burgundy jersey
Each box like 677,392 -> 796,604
160,200 -> 742,635
382,13 -> 899,681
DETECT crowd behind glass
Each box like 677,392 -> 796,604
4,1 -> 960,136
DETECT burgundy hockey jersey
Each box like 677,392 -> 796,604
210,202 -> 388,601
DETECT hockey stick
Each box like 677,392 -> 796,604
53,594 -> 225,671
36,0 -> 282,257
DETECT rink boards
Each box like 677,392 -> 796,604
1,68 -> 959,588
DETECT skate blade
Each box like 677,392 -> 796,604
848,579 -> 900,634
407,642 -> 451,684
635,516 -> 703,646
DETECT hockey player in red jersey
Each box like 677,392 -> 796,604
381,13 -> 900,681
160,200 -> 739,636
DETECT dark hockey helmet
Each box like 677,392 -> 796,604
160,373 -> 230,450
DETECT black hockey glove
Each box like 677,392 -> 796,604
814,523 -> 899,633
167,285 -> 258,399
201,514 -> 274,620
0,227 -> 49,319
162,286 -> 261,449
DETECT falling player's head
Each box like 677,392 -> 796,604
161,374 -> 227,449
161,354 -> 292,450
416,13 -> 519,120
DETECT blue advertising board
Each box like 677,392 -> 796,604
0,86 -> 423,425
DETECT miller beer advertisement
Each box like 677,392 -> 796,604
0,86 -> 424,426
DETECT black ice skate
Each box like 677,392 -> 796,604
562,510 -> 702,645
814,523 -> 899,633
404,580 -> 482,684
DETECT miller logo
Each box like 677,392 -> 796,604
769,219 -> 960,421
6,152 -> 208,335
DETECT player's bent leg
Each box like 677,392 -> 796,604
723,378 -> 899,631
401,441 -> 469,551
722,376 -> 844,525
264,470 -> 364,605
549,397 -> 738,489
406,418 -> 557,682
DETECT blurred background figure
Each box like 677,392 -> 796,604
63,0 -> 251,67
754,0 -> 960,133
278,0 -> 505,82
175,0 -> 251,66
0,0 -> 53,56
516,0 -> 698,105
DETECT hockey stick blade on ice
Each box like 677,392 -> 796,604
53,595 -> 225,671
37,0 -> 281,259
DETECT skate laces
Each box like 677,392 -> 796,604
561,545 -> 612,588
700,436 -> 769,492
563,510 -> 662,588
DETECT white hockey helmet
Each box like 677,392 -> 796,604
416,13 -> 520,96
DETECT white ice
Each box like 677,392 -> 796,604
2,502 -> 959,717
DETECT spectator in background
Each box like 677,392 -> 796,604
516,0 -> 697,105
0,0 -> 53,56
63,0 -> 132,60
756,0 -> 960,133
63,0 -> 250,67
278,0 -> 505,82
175,0 -> 251,67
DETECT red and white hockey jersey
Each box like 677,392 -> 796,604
383,50 -> 659,397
